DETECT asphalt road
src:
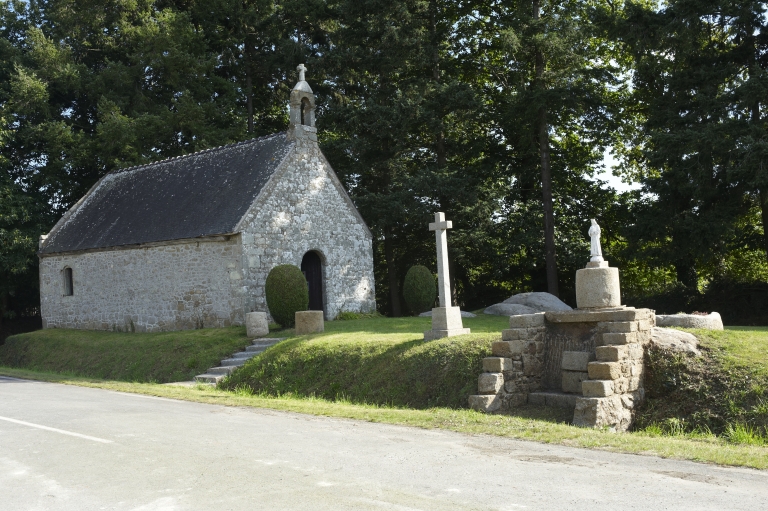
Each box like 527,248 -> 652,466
1,376 -> 767,511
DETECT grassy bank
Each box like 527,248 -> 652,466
222,315 -> 508,408
636,326 -> 768,443
0,327 -> 252,383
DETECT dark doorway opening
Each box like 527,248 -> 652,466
301,251 -> 324,312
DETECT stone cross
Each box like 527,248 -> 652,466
429,212 -> 453,308
297,63 -> 307,82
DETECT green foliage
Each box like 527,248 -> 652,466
265,264 -> 308,328
636,327 -> 768,440
0,326 -> 252,382
402,265 -> 436,314
335,311 -> 382,321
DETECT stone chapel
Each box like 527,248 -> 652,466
38,66 -> 376,332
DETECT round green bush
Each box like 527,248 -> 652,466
403,265 -> 437,314
265,264 -> 309,327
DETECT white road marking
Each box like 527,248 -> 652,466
0,415 -> 113,444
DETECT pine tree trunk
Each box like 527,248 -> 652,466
384,226 -> 402,317
534,0 -> 559,297
760,188 -> 768,265
246,47 -> 254,134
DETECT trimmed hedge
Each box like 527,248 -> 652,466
265,264 -> 308,327
403,265 -> 437,314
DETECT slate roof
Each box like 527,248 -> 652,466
40,133 -> 294,255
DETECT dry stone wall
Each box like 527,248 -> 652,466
237,136 -> 376,320
39,238 -> 244,332
469,307 -> 654,432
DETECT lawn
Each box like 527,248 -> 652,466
0,326 -> 252,383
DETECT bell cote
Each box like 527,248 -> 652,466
288,63 -> 317,141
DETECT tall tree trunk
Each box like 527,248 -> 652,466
384,226 -> 402,317
534,0 -> 559,297
246,46 -> 254,134
760,188 -> 768,264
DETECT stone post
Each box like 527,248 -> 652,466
424,212 -> 470,341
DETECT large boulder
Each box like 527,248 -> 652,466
419,310 -> 476,318
655,312 -> 723,330
502,292 -> 573,312
650,327 -> 701,356
483,303 -> 538,316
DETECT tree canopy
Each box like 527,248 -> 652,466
2,0 -> 767,322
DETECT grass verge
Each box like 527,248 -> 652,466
636,327 -> 768,442
1,366 -> 767,470
0,327 -> 252,383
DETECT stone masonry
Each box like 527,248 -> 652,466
39,67 -> 375,332
237,135 -> 375,321
40,238 -> 243,332
469,308 -> 654,432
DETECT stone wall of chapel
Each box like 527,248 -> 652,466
39,238 -> 245,332
239,139 -> 376,320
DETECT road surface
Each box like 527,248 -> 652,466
1,376 -> 766,510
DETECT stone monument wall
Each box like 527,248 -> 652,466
237,137 -> 376,320
469,308 -> 654,432
39,237 -> 245,332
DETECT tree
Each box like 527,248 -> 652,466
619,0 -> 768,287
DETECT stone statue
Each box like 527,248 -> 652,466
588,219 -> 603,263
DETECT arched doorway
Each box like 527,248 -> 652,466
301,251 -> 324,312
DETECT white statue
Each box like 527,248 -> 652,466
588,219 -> 603,263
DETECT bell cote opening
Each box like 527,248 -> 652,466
288,63 -> 317,141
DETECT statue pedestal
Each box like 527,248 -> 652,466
424,306 -> 470,340
575,264 -> 621,309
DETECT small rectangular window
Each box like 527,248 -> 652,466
63,268 -> 73,296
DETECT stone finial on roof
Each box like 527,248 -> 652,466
297,63 -> 307,82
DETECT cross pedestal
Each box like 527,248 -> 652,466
424,212 -> 470,341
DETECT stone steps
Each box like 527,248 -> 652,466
527,391 -> 579,410
194,337 -> 284,385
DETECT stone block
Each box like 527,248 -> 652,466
508,312 -> 546,328
628,376 -> 642,391
599,332 -> 636,346
613,377 -> 629,394
561,370 -> 589,393
522,354 -> 543,376
483,357 -> 513,372
423,327 -> 471,340
468,394 -> 501,413
598,321 -> 637,333
595,345 -> 628,362
430,306 -> 465,330
478,373 -> 504,394
528,392 -> 578,410
561,351 -> 595,371
545,308 -> 641,324
502,328 -> 527,341
295,310 -> 324,334
492,340 -> 524,357
582,380 -> 614,397
587,361 -> 621,380
627,344 -> 645,360
573,395 -> 633,432
245,312 -> 269,338
575,266 -> 621,309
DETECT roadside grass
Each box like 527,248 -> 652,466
221,315 -> 509,408
0,327 -> 252,383
3,315 -> 768,465
1,366 -> 767,469
636,327 -> 768,443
